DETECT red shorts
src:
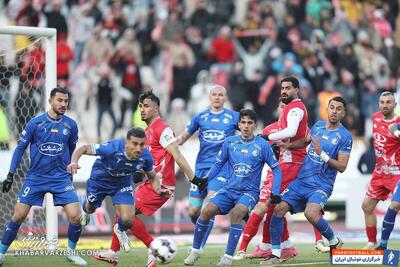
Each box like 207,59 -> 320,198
134,181 -> 171,216
259,163 -> 302,203
366,173 -> 400,200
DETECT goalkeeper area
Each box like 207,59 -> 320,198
4,240 -> 400,267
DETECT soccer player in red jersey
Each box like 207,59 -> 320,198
361,91 -> 400,249
95,91 -> 205,266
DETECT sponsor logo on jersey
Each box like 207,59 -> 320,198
308,147 -> 324,163
203,130 -> 225,143
38,142 -> 64,156
233,163 -> 252,177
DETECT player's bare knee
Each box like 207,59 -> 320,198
390,201 -> 400,212
361,200 -> 375,214
120,216 -> 133,227
254,202 -> 267,215
304,209 -> 319,225
188,205 -> 200,218
273,203 -> 288,218
11,213 -> 26,224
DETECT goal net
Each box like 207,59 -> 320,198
0,26 -> 57,249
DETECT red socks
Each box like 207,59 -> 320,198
239,213 -> 263,251
366,226 -> 377,243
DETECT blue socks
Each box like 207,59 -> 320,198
380,208 -> 398,248
0,220 -> 21,253
193,219 -> 209,250
67,223 -> 82,250
270,215 -> 284,249
316,217 -> 334,241
225,224 -> 243,256
201,217 -> 214,248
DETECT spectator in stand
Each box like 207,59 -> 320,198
188,70 -> 213,115
381,37 -> 400,76
41,0 -> 68,38
166,98 -> 190,135
96,64 -> 117,142
190,0 -> 212,37
56,33 -> 74,88
71,3 -> 94,68
88,0 -> 103,25
228,61 -> 248,112
209,26 -> 236,72
110,48 -> 142,129
15,0 -> 39,27
116,28 -> 142,65
82,26 -> 114,66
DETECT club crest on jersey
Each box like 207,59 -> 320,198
223,118 -> 229,124
252,150 -> 259,157
63,129 -> 69,135
331,137 -> 338,144
51,128 -> 58,134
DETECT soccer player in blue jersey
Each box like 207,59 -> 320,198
0,87 -> 86,266
184,109 -> 282,266
67,127 -> 160,253
177,85 -> 239,248
261,96 -> 352,264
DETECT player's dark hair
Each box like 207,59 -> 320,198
127,127 -> 146,139
239,109 -> 257,122
139,90 -> 160,106
280,76 -> 300,88
328,96 -> 347,110
50,87 -> 69,98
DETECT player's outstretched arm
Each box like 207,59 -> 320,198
165,141 -> 194,180
176,130 -> 192,145
67,144 -> 94,174
146,170 -> 161,194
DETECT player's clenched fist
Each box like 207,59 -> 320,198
2,172 -> 14,193
67,162 -> 80,174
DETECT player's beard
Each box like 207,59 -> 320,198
53,107 -> 65,116
281,95 -> 293,104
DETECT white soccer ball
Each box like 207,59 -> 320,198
148,237 -> 177,264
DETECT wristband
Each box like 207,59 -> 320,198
320,151 -> 330,163
394,130 -> 400,138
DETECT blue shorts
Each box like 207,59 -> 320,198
208,187 -> 259,215
392,181 -> 400,202
281,178 -> 330,214
86,178 -> 134,208
189,168 -> 227,200
18,177 -> 79,207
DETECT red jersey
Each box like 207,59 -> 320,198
277,99 -> 308,164
145,117 -> 176,188
262,122 -> 279,137
372,112 -> 400,175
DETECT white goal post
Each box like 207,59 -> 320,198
0,26 -> 58,250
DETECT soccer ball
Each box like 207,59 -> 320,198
148,237 -> 177,264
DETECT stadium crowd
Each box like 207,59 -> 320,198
0,0 -> 400,143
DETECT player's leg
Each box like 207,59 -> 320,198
112,184 -> 135,253
362,196 -> 380,248
378,181 -> 400,249
184,189 -> 228,266
260,201 -> 291,264
53,179 -> 88,265
235,201 -> 267,260
1,179 -> 41,265
81,179 -> 103,226
362,174 -> 386,248
304,203 -> 343,248
0,203 -> 31,257
314,210 -> 330,253
188,186 -> 204,225
217,203 -> 249,266
200,174 -> 228,249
